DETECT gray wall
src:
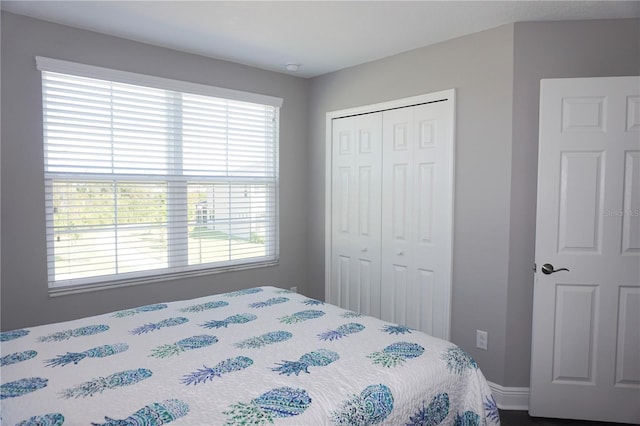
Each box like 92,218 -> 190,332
0,12 -> 310,330
307,18 -> 640,387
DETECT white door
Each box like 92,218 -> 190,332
530,76 -> 640,423
330,112 -> 383,316
380,100 -> 454,339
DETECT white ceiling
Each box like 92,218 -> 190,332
3,1 -> 640,78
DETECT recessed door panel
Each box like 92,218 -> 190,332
338,255 -> 350,308
552,285 -> 598,383
562,97 -> 606,132
392,164 -> 409,241
622,151 -> 640,254
419,119 -> 435,148
627,96 -> 640,131
338,167 -> 351,234
392,264 -> 408,326
558,152 -> 603,252
616,287 -> 640,387
359,166 -> 372,236
417,162 -> 435,244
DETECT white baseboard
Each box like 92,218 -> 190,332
488,381 -> 529,411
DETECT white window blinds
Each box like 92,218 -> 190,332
37,57 -> 280,291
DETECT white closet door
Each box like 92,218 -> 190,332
330,113 -> 383,316
381,101 -> 453,338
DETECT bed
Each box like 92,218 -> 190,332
1,286 -> 499,425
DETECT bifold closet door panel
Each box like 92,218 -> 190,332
380,101 -> 451,336
330,112 -> 383,317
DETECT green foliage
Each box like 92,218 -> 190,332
52,181 -> 167,231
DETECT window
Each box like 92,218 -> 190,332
37,57 -> 281,292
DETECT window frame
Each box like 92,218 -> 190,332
37,57 -> 282,296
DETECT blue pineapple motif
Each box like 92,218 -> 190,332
92,398 -> 189,426
443,346 -> 478,374
224,288 -> 264,297
341,311 -> 363,318
1,377 -> 48,399
182,356 -> 254,385
38,324 -> 109,342
406,393 -> 449,426
179,300 -> 229,313
223,386 -> 311,425
302,299 -> 324,306
382,324 -> 413,335
45,343 -> 129,367
278,309 -> 325,324
453,411 -> 481,426
15,413 -> 65,426
130,317 -> 188,335
331,384 -> 394,425
368,342 -> 425,368
201,313 -> 257,329
249,297 -> 289,308
112,303 -> 167,317
0,329 -> 30,342
150,335 -> 218,358
1,350 -> 37,366
61,368 -> 152,398
484,394 -> 500,424
234,331 -> 293,349
318,323 -> 365,341
272,349 -> 339,376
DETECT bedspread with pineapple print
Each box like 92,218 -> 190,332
0,286 -> 499,425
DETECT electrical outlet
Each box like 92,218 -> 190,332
290,286 -> 297,293
476,330 -> 488,350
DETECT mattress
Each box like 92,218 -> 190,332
1,286 -> 499,425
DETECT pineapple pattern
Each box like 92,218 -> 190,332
93,399 -> 189,425
179,300 -> 229,313
1,377 -> 48,399
278,309 -> 325,324
368,342 -> 425,368
331,384 -> 394,425
317,323 -> 365,341
0,329 -> 29,342
272,349 -> 340,376
182,356 -> 254,386
15,413 -> 65,426
38,325 -> 109,342
249,297 -> 289,308
150,335 -> 218,358
223,386 -> 311,425
406,393 -> 450,426
61,368 -> 152,398
130,317 -> 189,335
201,313 -> 257,329
1,350 -> 37,367
382,324 -> 413,335
234,331 -> 293,349
111,303 -> 167,318
45,343 -> 129,367
443,347 -> 478,375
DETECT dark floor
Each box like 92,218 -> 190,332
499,410 -> 638,426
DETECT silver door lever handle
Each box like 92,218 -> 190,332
541,263 -> 570,275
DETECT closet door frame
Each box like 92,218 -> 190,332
325,89 -> 456,340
